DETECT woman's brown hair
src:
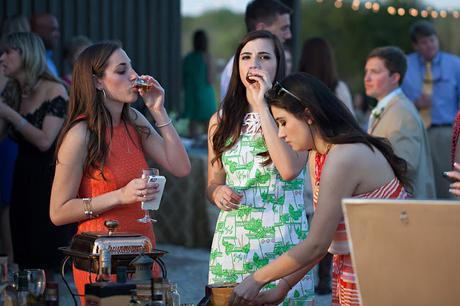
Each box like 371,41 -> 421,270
55,41 -> 148,178
298,37 -> 338,92
266,72 -> 409,187
211,30 -> 286,166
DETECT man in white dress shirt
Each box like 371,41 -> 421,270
365,46 -> 435,199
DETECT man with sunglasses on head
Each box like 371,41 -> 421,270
365,46 -> 435,199
220,0 -> 292,101
401,20 -> 460,199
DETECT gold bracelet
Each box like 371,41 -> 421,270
155,119 -> 172,128
83,197 -> 98,219
280,277 -> 292,290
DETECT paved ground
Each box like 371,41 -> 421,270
157,243 -> 331,306
58,243 -> 331,305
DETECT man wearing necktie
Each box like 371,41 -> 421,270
402,21 -> 460,199
365,46 -> 435,199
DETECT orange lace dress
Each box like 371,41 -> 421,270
313,148 -> 408,306
73,122 -> 157,301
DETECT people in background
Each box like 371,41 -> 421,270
365,46 -> 435,199
49,41 -> 190,300
220,0 -> 292,101
0,32 -> 71,276
62,35 -> 92,86
401,20 -> 460,199
0,14 -> 30,262
353,92 -> 372,131
30,13 -> 60,76
230,72 -> 408,306
284,45 -> 293,75
182,29 -> 217,147
298,37 -> 354,115
207,31 -> 315,303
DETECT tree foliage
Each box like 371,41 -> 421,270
181,0 -> 460,96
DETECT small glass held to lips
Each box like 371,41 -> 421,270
138,168 -> 166,223
133,77 -> 152,91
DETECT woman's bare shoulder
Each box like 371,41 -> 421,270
64,121 -> 89,145
41,79 -> 68,100
128,107 -> 145,123
329,143 -> 372,161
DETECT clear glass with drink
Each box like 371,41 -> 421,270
133,77 -> 152,91
138,168 -> 166,223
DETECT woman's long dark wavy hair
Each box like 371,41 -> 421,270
55,41 -> 149,178
266,72 -> 409,187
211,30 -> 285,166
298,37 -> 338,92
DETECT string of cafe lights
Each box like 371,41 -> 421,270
315,0 -> 460,19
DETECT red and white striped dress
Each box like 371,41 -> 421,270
314,149 -> 408,306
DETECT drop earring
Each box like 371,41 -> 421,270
307,119 -> 313,125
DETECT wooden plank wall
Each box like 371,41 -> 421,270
0,0 -> 182,111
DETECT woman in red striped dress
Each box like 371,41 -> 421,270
230,73 -> 409,306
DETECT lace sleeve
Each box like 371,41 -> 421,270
46,96 -> 68,119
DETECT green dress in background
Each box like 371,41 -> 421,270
182,51 -> 217,121
208,113 -> 315,304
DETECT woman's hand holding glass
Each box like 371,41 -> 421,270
135,75 -> 165,112
119,177 -> 158,205
253,282 -> 290,305
212,185 -> 242,211
246,67 -> 272,110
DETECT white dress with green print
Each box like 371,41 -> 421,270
208,113 -> 315,303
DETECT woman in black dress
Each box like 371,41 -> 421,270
0,32 -> 73,274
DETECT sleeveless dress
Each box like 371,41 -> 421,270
9,96 -> 75,270
208,113 -> 315,304
313,148 -> 408,306
182,51 -> 217,121
73,121 -> 157,300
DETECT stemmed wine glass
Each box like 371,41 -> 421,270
138,168 -> 159,223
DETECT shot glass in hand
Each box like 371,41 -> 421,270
133,77 -> 152,91
138,168 -> 166,223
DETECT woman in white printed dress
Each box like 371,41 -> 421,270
207,31 -> 315,303
230,73 -> 409,306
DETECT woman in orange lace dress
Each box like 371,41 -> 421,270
49,41 -> 191,302
230,73 -> 409,306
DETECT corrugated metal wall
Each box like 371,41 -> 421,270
0,0 -> 182,111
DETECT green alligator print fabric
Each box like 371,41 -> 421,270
208,113 -> 315,304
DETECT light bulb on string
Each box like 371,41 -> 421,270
351,0 -> 360,10
372,2 -> 380,12
324,0 -> 457,20
387,6 -> 396,15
